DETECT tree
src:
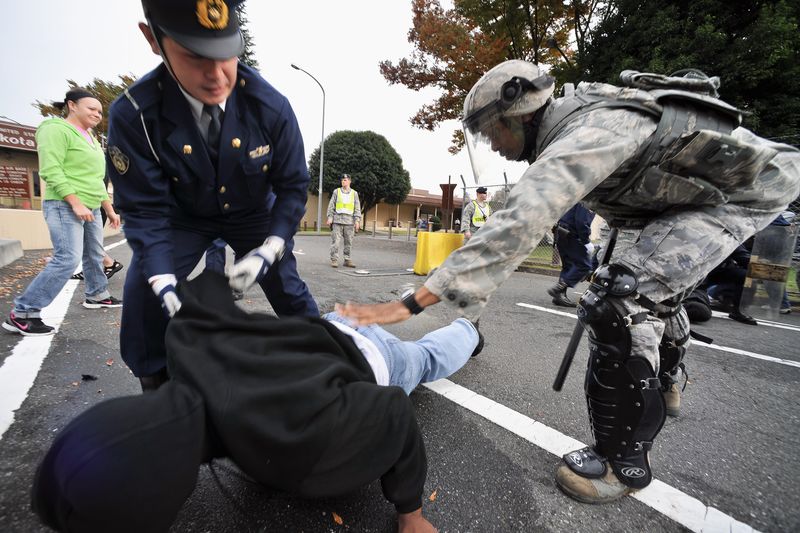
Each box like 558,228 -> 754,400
379,0 -> 509,153
580,0 -> 800,142
307,131 -> 412,217
236,5 -> 259,69
33,75 -> 137,139
381,0 -> 612,152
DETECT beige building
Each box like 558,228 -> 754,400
303,187 -> 465,232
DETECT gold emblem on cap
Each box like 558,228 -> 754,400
231,138 -> 241,148
196,0 -> 229,30
249,144 -> 270,159
183,145 -> 193,154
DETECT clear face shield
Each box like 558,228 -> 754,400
463,105 -> 527,185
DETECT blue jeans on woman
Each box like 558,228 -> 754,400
324,312 -> 479,394
13,200 -> 111,318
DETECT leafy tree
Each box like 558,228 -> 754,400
236,5 -> 260,69
33,75 -> 137,139
307,130 -> 412,217
380,0 -> 509,153
381,0 -> 612,152
581,0 -> 800,142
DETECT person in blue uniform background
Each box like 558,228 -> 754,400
547,204 -> 596,307
107,0 -> 319,391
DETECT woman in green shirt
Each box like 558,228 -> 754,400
3,89 -> 123,336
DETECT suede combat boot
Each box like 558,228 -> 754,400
343,259 -> 356,268
663,382 -> 681,417
555,464 -> 634,504
547,281 -> 576,308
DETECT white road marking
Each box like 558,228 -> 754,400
424,378 -> 758,533
0,240 -> 127,441
710,310 -> 800,332
0,281 -> 77,440
517,302 -> 800,369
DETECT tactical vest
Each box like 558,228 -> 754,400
334,188 -> 355,215
535,73 -> 778,226
471,200 -> 492,227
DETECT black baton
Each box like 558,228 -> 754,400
552,227 -> 619,391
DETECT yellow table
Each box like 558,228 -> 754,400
413,232 -> 464,275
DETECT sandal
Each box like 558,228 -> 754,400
104,260 -> 124,279
70,272 -> 85,280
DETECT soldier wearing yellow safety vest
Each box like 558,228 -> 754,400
461,186 -> 493,240
326,174 -> 362,268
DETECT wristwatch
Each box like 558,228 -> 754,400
400,290 -> 425,315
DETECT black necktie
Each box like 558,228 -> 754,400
203,104 -> 222,165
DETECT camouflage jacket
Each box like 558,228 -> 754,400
425,83 -> 800,319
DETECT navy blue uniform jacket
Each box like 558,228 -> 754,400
106,63 -> 310,279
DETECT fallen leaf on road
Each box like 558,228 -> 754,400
105,359 -> 114,366
429,489 -> 438,502
332,512 -> 343,525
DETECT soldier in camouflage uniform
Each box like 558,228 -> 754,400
339,60 -> 800,503
327,174 -> 361,268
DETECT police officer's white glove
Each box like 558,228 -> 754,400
149,274 -> 181,318
585,242 -> 595,255
228,236 -> 285,292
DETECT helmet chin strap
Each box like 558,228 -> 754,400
518,99 -> 551,162
146,19 -> 192,97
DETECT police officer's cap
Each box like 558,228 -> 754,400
341,174 -> 351,180
142,0 -> 245,60
476,186 -> 488,194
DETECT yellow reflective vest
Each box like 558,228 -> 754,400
471,200 -> 492,227
335,188 -> 356,215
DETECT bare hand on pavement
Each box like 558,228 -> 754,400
397,509 -> 437,533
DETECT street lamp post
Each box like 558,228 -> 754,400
291,63 -> 326,235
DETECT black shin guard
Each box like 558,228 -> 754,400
563,264 -> 666,489
658,329 -> 689,390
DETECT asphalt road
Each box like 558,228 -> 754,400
1,233 -> 798,533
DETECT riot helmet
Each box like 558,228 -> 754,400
462,60 -> 554,183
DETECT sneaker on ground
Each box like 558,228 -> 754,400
2,313 -> 55,336
83,296 -> 123,309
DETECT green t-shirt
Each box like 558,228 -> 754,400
36,118 -> 108,209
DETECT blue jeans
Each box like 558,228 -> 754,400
323,312 -> 479,395
14,200 -> 109,318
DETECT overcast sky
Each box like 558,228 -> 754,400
0,1 -> 528,194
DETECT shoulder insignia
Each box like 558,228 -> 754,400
249,144 -> 270,159
109,146 -> 129,175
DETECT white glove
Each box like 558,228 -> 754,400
585,242 -> 595,255
149,274 -> 181,318
228,236 -> 285,292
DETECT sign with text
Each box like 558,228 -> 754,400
0,166 -> 30,198
0,121 -> 37,152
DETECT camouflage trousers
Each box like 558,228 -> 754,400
330,223 -> 355,261
607,203 -> 786,371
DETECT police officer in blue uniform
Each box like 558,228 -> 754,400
547,204 -> 596,307
107,0 -> 319,391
